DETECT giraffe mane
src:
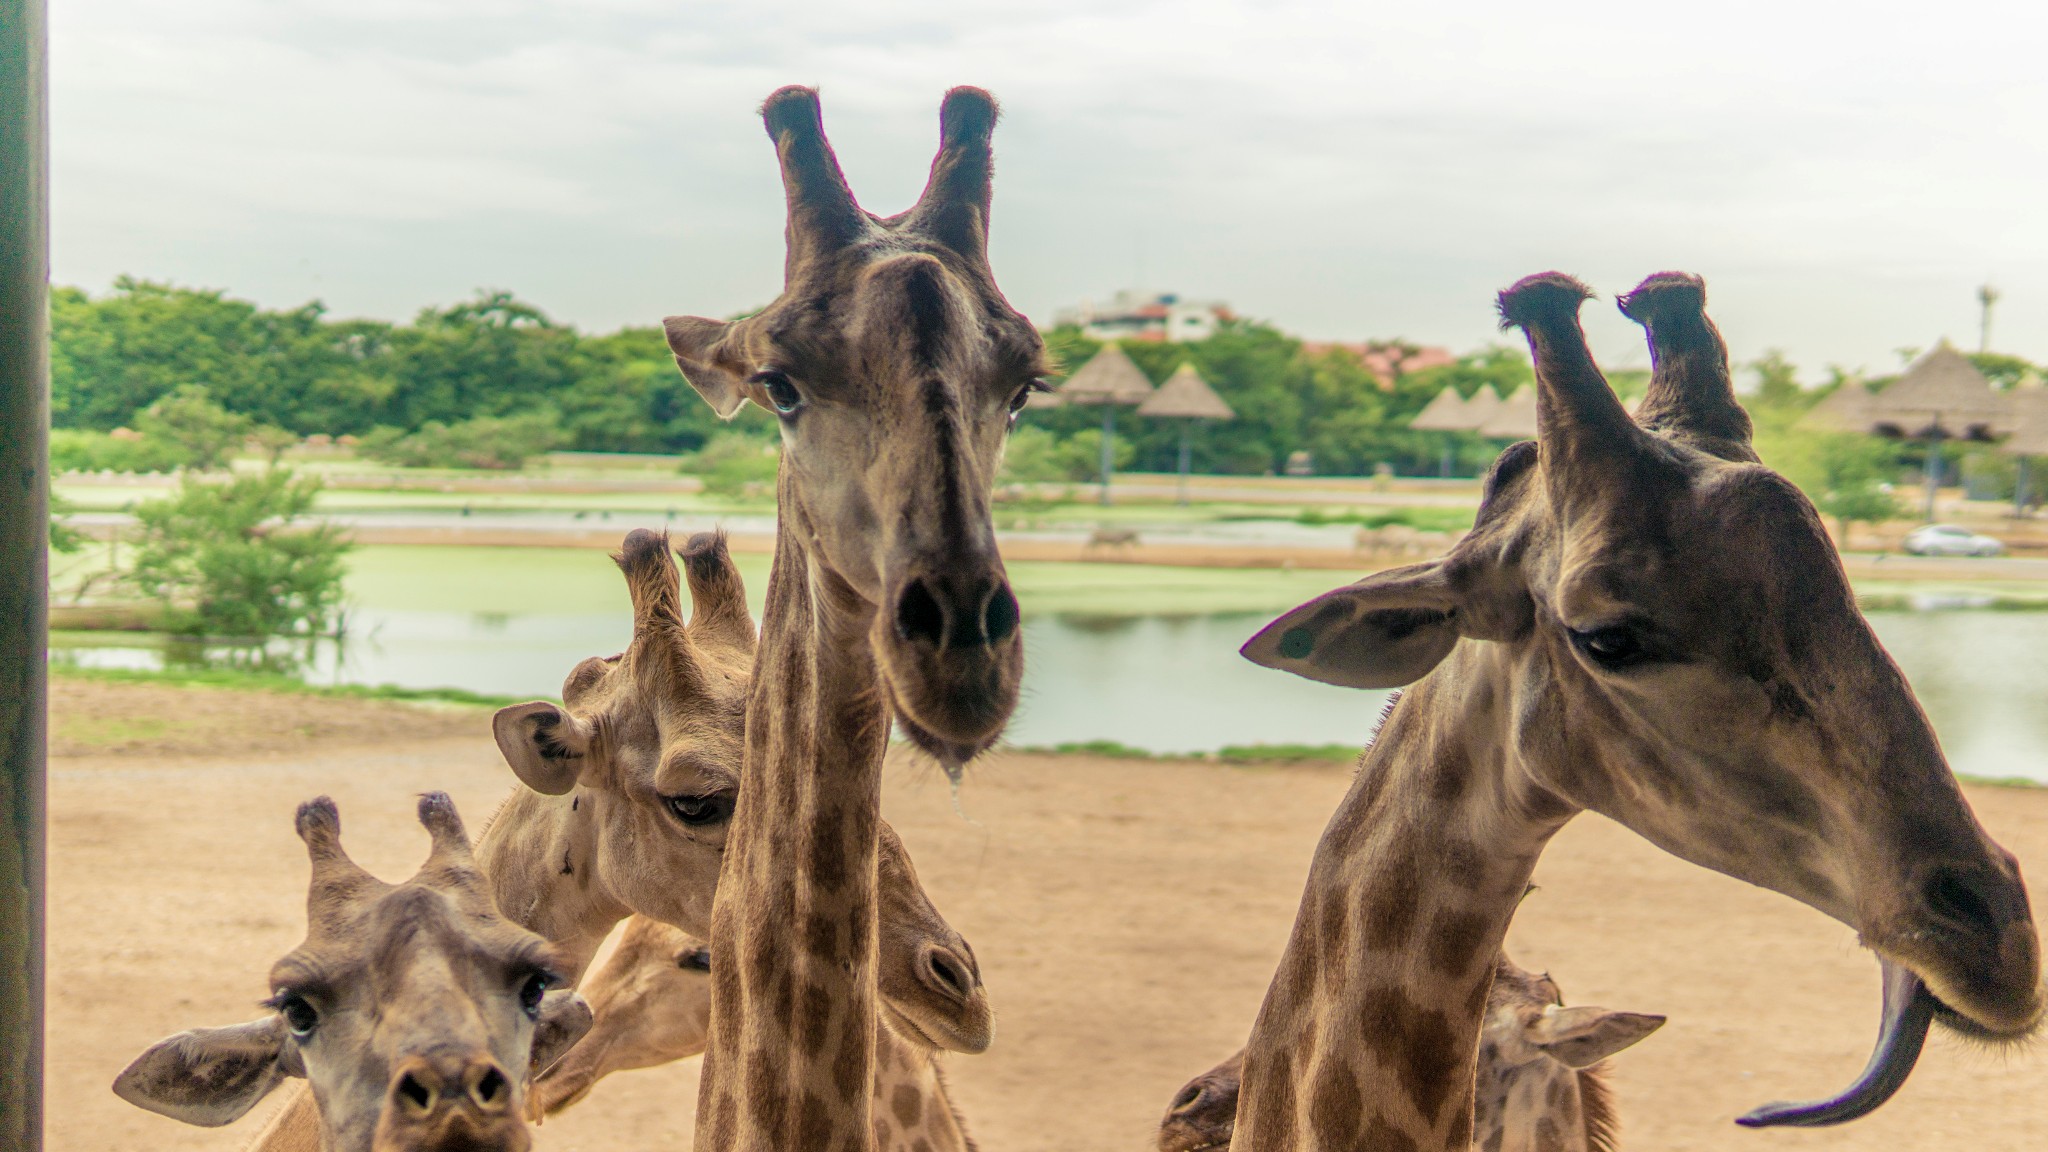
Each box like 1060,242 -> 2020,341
1577,1062 -> 1620,1152
929,1060 -> 979,1152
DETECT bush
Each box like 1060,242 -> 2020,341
682,432 -> 779,498
49,427 -> 185,473
127,469 -> 352,642
134,385 -> 250,470
1000,425 -> 1133,484
358,411 -> 563,470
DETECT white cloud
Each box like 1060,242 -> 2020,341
49,0 -> 2048,377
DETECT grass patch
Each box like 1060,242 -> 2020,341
1217,743 -> 1359,763
1955,773 -> 2047,790
1292,506 -> 1477,533
1013,739 -> 1161,759
48,663 -> 524,708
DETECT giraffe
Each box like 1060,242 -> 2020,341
1231,272 -> 2042,1151
531,915 -> 978,1152
113,794 -> 594,1152
662,85 -> 1044,1151
246,527 -> 993,1149
1158,955 -> 1662,1152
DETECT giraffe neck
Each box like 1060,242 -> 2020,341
697,520 -> 892,1152
872,1028 -> 974,1152
1233,650 -> 1579,1152
473,787 -> 628,982
1473,1058 -> 1592,1152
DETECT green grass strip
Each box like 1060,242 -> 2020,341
49,662 -> 525,708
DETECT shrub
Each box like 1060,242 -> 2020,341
1000,425 -> 1131,484
127,469 -> 352,642
358,411 -> 563,470
682,432 -> 779,498
49,427 -> 185,473
134,385 -> 251,470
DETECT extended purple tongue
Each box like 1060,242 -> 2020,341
1737,959 -> 1938,1128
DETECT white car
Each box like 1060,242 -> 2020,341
1901,524 -> 2005,558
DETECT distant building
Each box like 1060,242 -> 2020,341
1301,341 -> 1457,385
1053,290 -> 1234,343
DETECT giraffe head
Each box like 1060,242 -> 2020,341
1246,271 -> 2042,1121
1473,957 -> 1664,1152
533,833 -> 991,1117
114,795 -> 592,1152
492,528 -> 753,936
1157,958 -> 1661,1152
662,86 -> 1047,769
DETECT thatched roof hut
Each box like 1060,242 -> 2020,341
1863,342 -> 2009,439
1056,345 -> 1155,406
1407,386 -> 1473,432
1801,378 -> 1880,434
2004,384 -> 2048,457
1478,385 -> 1539,439
1137,363 -> 1234,421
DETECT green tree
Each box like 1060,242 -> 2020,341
682,432 -> 780,498
1968,352 -> 2038,391
133,385 -> 250,470
127,470 -> 352,642
358,411 -> 565,471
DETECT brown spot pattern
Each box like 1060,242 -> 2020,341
1360,985 -> 1464,1124
1308,1058 -> 1363,1146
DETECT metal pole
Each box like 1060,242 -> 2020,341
1176,422 -> 1191,506
1923,428 -> 1942,523
2017,456 -> 2031,520
1099,405 -> 1115,507
0,0 -> 48,1147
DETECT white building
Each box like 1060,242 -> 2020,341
1052,290 -> 1234,343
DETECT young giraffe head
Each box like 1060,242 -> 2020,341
493,528 -> 755,936
1155,957 -> 1661,1152
534,862 -> 991,1120
662,86 -> 1048,768
114,794 -> 592,1152
491,529 -> 990,1038
1246,272 -> 2042,1122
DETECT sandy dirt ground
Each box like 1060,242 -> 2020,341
46,680 -> 2048,1151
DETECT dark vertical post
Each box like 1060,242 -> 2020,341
0,0 -> 48,1147
1176,421 -> 1191,506
1923,425 -> 1944,523
1099,405 -> 1115,507
2016,456 -> 2031,519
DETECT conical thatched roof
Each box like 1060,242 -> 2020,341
1137,363 -> 1234,420
1407,386 -> 1473,432
1463,384 -> 1504,429
1057,345 -> 1154,406
2004,383 -> 2048,456
1867,342 -> 2010,436
1023,387 -> 1066,410
1801,378 -> 1879,433
1478,385 -> 1539,439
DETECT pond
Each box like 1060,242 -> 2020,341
52,546 -> 2048,783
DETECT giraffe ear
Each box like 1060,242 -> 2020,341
1241,562 -> 1462,689
1526,1007 -> 1667,1068
113,1016 -> 297,1127
662,315 -> 749,418
493,702 -> 596,796
529,991 -> 595,1075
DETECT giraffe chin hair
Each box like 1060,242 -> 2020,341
1735,958 -> 1937,1129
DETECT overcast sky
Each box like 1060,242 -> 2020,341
48,0 -> 2048,379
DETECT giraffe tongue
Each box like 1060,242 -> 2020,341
1736,958 -> 1938,1128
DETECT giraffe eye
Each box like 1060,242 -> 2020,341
751,369 -> 803,414
271,991 -> 319,1037
518,971 -> 553,1020
665,792 -> 735,827
1569,623 -> 1651,670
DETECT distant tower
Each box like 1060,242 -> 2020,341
1978,283 -> 2001,354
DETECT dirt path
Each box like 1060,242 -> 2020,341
46,683 -> 2048,1150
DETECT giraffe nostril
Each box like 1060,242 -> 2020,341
1169,1082 -> 1205,1113
923,947 -> 974,1001
895,579 -> 947,646
1925,868 -> 2001,939
982,583 -> 1019,643
395,1072 -> 434,1115
470,1065 -> 509,1111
